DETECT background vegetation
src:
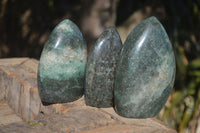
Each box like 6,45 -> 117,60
0,0 -> 200,132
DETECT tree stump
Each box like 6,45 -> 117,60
0,58 -> 177,133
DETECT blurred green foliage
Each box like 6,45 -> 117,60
160,51 -> 200,132
156,1 -> 200,132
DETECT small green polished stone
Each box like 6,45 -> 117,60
85,27 -> 122,107
38,19 -> 87,105
114,16 -> 176,118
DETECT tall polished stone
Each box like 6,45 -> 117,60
114,17 -> 176,118
85,27 -> 122,107
38,19 -> 87,105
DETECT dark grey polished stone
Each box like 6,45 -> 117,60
114,16 -> 176,118
85,27 -> 122,107
38,19 -> 87,105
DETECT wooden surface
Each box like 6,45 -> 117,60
0,102 -> 22,126
0,58 -> 177,133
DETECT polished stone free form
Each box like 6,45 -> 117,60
38,19 -> 87,105
85,27 -> 122,107
114,17 -> 176,118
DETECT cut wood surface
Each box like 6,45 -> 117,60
0,58 -> 177,133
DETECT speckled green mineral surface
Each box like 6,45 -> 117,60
37,19 -> 87,105
85,27 -> 122,107
114,16 -> 176,118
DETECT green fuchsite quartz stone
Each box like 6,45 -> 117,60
114,16 -> 176,118
37,19 -> 87,105
85,27 -> 122,107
